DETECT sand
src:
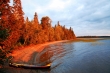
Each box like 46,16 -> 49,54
11,40 -> 68,63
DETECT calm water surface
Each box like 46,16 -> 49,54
2,38 -> 110,73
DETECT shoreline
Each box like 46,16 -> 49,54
11,40 -> 68,64
10,38 -> 103,64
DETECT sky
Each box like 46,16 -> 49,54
20,0 -> 110,36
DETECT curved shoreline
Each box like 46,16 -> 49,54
11,40 -> 68,64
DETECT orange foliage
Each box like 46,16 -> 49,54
0,0 -> 76,52
0,0 -> 24,51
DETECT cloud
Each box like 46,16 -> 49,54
48,0 -> 72,12
25,0 -> 72,14
21,0 -> 110,36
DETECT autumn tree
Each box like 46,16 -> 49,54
0,0 -> 10,40
13,0 -> 24,23
54,21 -> 64,40
0,0 -> 12,66
0,0 -> 25,51
32,12 -> 41,43
30,12 -> 43,44
40,16 -> 52,42
0,0 -> 12,50
41,16 -> 51,29
69,27 -> 76,39
23,17 -> 38,45
13,0 -> 24,31
33,12 -> 39,28
23,17 -> 30,45
0,0 -> 11,28
48,27 -> 55,41
10,0 -> 24,45
23,13 -> 41,45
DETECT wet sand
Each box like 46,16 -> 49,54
11,40 -> 68,64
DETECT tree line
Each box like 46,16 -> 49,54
0,0 -> 76,65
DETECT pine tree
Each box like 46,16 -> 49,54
12,0 -> 24,44
13,0 -> 24,32
13,0 -> 24,21
34,12 -> 39,25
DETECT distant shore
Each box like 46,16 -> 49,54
77,36 -> 110,38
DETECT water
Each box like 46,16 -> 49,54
1,38 -> 110,73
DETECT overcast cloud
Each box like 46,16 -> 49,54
21,0 -> 110,36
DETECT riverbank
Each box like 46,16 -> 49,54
11,40 -> 68,64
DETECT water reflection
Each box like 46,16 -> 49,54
49,39 -> 110,73
36,43 -> 74,67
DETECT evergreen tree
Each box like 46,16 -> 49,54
34,12 -> 39,26
12,0 -> 24,44
54,21 -> 64,40
13,0 -> 24,23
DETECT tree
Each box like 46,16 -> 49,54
69,27 -> 76,39
12,0 -> 24,44
0,0 -> 11,29
40,16 -> 52,42
0,0 -> 10,41
13,0 -> 24,37
33,12 -> 39,27
23,17 -> 30,45
0,0 -> 11,66
48,27 -> 55,41
0,0 -> 12,49
0,0 -> 25,50
54,21 -> 64,40
13,0 -> 24,22
41,16 -> 51,29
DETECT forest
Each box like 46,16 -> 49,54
0,0 -> 76,66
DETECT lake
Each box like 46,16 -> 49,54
1,38 -> 110,73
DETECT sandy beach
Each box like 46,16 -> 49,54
11,40 -> 68,64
